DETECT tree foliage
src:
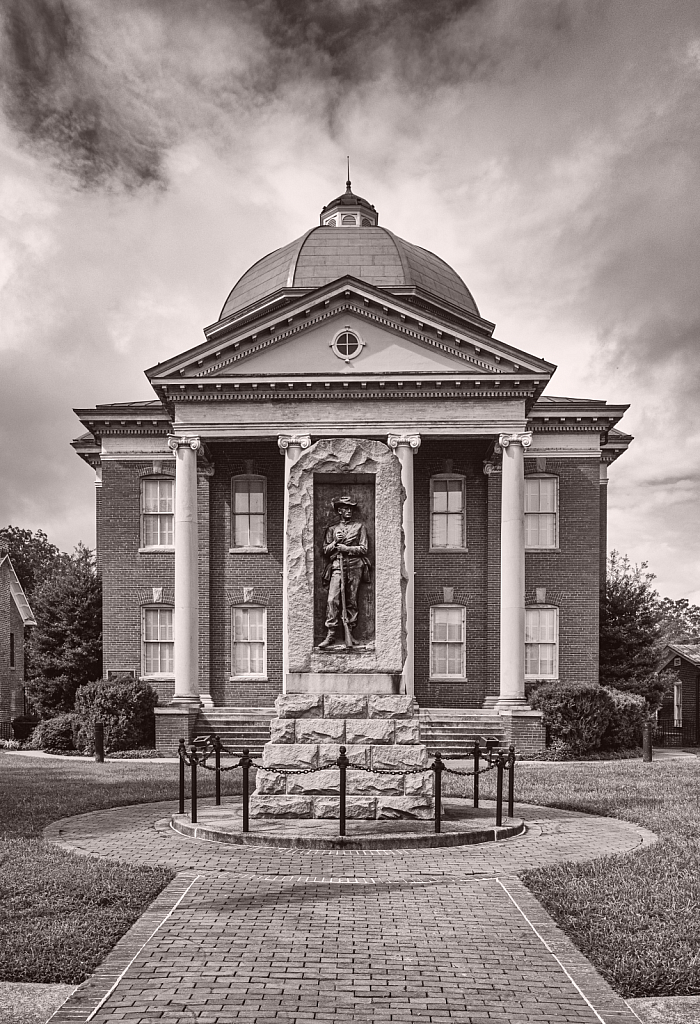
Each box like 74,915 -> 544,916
600,551 -> 665,709
0,525 -> 67,599
26,544 -> 102,716
657,597 -> 700,645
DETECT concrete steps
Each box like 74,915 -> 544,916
419,711 -> 505,757
194,708 -> 274,756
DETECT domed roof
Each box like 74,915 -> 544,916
220,225 -> 479,320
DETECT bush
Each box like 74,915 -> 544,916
28,713 -> 83,752
75,677 -> 158,752
25,675 -> 81,720
602,687 -> 647,750
530,681 -> 615,755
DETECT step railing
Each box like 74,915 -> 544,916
178,736 -> 517,837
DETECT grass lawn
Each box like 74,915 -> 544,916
0,752 -> 243,985
451,757 -> 700,999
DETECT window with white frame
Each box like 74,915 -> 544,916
430,476 -> 466,549
525,475 -> 558,549
232,605 -> 266,677
674,681 -> 682,728
525,606 -> 559,678
430,605 -> 466,678
141,478 -> 174,548
142,606 -> 174,676
232,476 -> 267,550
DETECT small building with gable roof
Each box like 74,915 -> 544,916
0,550 -> 36,730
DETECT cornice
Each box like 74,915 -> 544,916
162,384 -> 537,403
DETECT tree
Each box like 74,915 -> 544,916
657,597 -> 700,645
599,551 -> 665,710
0,525 -> 67,599
26,543 -> 102,716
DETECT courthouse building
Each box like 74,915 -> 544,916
73,183 -> 632,753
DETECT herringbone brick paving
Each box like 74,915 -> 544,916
46,801 -> 653,1023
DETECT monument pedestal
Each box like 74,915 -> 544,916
251,694 -> 433,820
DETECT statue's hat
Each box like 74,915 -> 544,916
332,495 -> 357,509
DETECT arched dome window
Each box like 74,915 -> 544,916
341,214 -> 357,225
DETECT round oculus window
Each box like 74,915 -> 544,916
332,330 -> 363,361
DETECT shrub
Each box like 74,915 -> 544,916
27,713 -> 83,751
75,677 -> 158,752
602,687 -> 647,750
25,675 -> 80,719
530,681 -> 615,755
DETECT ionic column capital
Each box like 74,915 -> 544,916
387,433 -> 421,451
167,435 -> 201,452
498,431 -> 532,450
277,434 -> 311,453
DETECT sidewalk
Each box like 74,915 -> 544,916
39,798 -> 658,1023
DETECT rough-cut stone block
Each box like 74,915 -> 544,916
368,695 -> 416,719
394,719 -> 420,744
346,719 -> 395,745
274,694 -> 323,719
287,770 -> 340,795
269,718 -> 295,744
377,796 -> 433,820
347,769 -> 404,796
254,769 -> 287,795
404,771 -> 434,798
324,694 -> 368,719
371,744 -> 429,771
313,796 -> 377,819
250,795 -> 314,818
319,744 -> 370,767
296,718 -> 345,744
261,744 -> 318,771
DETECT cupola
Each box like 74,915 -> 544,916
319,176 -> 378,228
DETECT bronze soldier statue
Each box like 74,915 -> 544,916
319,496 -> 370,649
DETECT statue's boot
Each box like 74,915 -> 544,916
318,630 -> 337,649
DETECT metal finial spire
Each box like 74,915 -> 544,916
346,156 -> 351,193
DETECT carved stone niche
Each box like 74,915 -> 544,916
286,438 -> 406,692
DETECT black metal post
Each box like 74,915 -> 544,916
214,735 -> 222,806
495,753 -> 504,826
473,740 -> 480,808
433,751 -> 444,833
507,745 -> 515,818
190,744 -> 198,824
338,745 -> 349,836
178,738 -> 186,815
240,747 -> 252,833
643,722 -> 653,763
93,721 -> 104,763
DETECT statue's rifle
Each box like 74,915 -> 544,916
337,551 -> 355,648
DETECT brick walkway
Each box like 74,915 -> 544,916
46,801 -> 655,1023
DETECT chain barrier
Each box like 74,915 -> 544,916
177,738 -> 517,835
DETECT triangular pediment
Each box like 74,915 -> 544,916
147,277 -> 555,384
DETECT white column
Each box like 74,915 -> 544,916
497,431 -> 532,707
278,434 -> 311,692
168,435 -> 201,704
387,433 -> 421,696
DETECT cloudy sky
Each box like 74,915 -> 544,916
0,0 -> 698,601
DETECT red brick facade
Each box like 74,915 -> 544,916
0,562 -> 29,724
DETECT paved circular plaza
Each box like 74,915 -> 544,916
43,797 -> 656,1024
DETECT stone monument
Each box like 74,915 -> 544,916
251,438 -> 433,820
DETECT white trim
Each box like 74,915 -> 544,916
524,474 -> 559,550
429,474 -> 467,551
140,476 -> 175,549
0,555 -> 36,626
429,604 -> 467,679
524,605 -> 559,680
330,326 -> 365,362
141,605 -> 174,678
231,474 -> 268,551
231,604 -> 268,679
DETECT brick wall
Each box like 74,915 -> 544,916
0,566 -> 25,723
209,441 -> 283,707
658,657 -> 700,730
524,457 -> 600,686
599,473 -> 607,592
414,439 -> 491,708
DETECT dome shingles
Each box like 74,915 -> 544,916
220,226 -> 478,320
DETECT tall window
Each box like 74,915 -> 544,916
525,607 -> 559,679
674,681 -> 682,728
9,633 -> 15,670
430,476 -> 466,549
141,478 -> 174,548
232,606 -> 266,677
430,605 -> 466,678
142,607 -> 174,676
232,476 -> 266,550
525,476 -> 558,549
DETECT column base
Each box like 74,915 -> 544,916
198,693 -> 215,709
155,705 -> 200,755
494,697 -> 530,711
168,694 -> 202,707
